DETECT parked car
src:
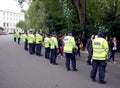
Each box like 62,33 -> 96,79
0,30 -> 7,35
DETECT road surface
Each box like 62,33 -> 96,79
0,35 -> 120,88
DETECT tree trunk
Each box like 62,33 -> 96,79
71,0 -> 84,25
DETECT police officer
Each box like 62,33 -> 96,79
44,34 -> 50,59
91,29 -> 109,84
23,32 -> 28,50
28,31 -> 35,55
33,32 -> 36,54
50,32 -> 58,65
63,31 -> 77,71
36,31 -> 43,56
17,32 -> 21,44
13,32 -> 17,42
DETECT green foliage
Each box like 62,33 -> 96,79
16,20 -> 29,30
17,0 -> 120,37
106,18 -> 120,36
27,0 -> 45,31
0,26 -> 4,30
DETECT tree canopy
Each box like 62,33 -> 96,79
17,0 -> 120,37
16,20 -> 29,30
0,26 -> 4,30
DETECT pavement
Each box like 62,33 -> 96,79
0,35 -> 120,88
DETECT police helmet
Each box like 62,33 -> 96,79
68,31 -> 72,35
52,32 -> 56,35
98,29 -> 104,37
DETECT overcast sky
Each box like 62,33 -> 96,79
0,0 -> 28,12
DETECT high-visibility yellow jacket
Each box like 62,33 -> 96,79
17,33 -> 20,38
50,36 -> 58,49
23,33 -> 27,41
28,34 -> 35,44
36,34 -> 42,44
92,37 -> 109,60
44,37 -> 50,48
63,36 -> 76,53
13,33 -> 17,38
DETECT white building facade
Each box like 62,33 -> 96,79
0,9 -> 25,33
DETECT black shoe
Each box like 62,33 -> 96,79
53,63 -> 58,65
36,54 -> 39,56
72,69 -> 78,71
30,53 -> 34,55
87,62 -> 92,65
45,57 -> 47,58
50,62 -> 53,64
25,49 -> 28,51
67,68 -> 71,71
91,78 -> 96,82
98,80 -> 107,84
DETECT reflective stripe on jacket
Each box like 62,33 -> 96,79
44,37 -> 50,48
50,37 -> 58,49
28,34 -> 35,44
36,34 -> 42,44
63,36 -> 75,53
92,37 -> 109,60
13,33 -> 17,38
23,34 -> 27,41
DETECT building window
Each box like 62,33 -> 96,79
3,12 -> 5,15
3,17 -> 5,20
7,23 -> 9,27
3,22 -> 6,27
13,23 -> 15,27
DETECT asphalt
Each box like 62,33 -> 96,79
0,35 -> 120,88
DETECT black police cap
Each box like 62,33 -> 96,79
98,29 -> 104,36
52,32 -> 56,34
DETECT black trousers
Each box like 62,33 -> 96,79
29,43 -> 34,54
76,48 -> 80,57
91,60 -> 107,81
14,38 -> 16,42
50,49 -> 57,64
18,38 -> 20,44
24,40 -> 28,50
45,47 -> 50,59
65,53 -> 76,70
36,44 -> 42,55
87,50 -> 93,65
108,50 -> 116,61
33,43 -> 36,53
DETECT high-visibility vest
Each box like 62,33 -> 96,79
92,37 -> 109,60
36,34 -> 42,44
13,33 -> 17,38
44,37 -> 50,48
17,33 -> 20,38
28,34 -> 35,44
50,37 -> 58,49
63,36 -> 75,53
23,34 -> 27,41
